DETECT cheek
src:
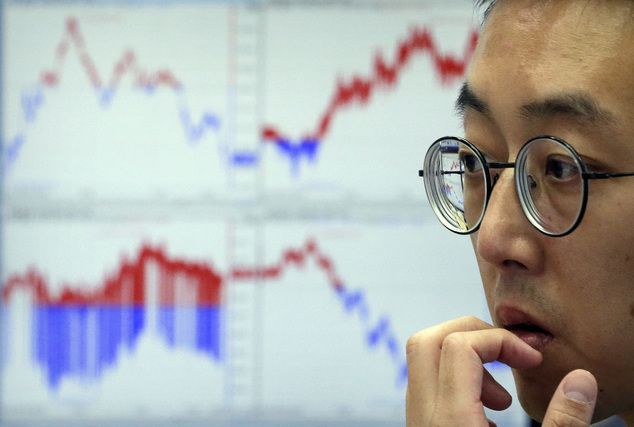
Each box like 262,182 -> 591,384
550,236 -> 633,321
553,231 -> 634,371
573,215 -> 634,291
559,189 -> 634,282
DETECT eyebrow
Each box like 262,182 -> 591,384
455,82 -> 489,118
455,82 -> 616,124
520,93 -> 615,123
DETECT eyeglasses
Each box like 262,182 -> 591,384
419,135 -> 634,237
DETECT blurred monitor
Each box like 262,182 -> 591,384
0,0 -> 532,425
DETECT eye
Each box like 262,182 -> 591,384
460,152 -> 482,174
545,156 -> 579,180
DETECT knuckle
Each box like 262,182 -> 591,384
406,316 -> 485,357
546,404 -> 591,427
441,331 -> 470,351
459,315 -> 481,324
406,330 -> 432,356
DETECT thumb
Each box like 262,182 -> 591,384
542,369 -> 597,427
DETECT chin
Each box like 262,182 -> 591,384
512,371 -> 555,422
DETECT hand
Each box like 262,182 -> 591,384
406,316 -> 597,426
541,369 -> 597,427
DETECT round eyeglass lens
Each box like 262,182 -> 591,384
423,138 -> 487,233
516,137 -> 585,235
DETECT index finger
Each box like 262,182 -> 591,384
406,316 -> 498,424
406,316 -> 496,401
436,327 -> 543,415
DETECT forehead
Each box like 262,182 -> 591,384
480,0 -> 634,43
467,0 -> 634,128
468,0 -> 634,108
477,0 -> 634,84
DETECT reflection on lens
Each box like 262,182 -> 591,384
457,143 -> 487,231
423,138 -> 487,233
517,138 -> 584,235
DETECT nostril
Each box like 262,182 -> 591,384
502,259 -> 527,269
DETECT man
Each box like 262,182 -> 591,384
406,0 -> 634,425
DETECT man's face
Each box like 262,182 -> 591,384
464,0 -> 634,423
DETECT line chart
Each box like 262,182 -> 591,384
5,16 -> 222,174
0,3 -> 527,425
2,238 -> 406,391
5,14 -> 476,184
3,244 -> 223,389
261,26 -> 478,175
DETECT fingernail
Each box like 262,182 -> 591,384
563,371 -> 597,404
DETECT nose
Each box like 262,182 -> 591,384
474,169 -> 545,273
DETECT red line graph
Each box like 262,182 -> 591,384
261,26 -> 479,143
2,245 -> 223,306
27,16 -> 477,163
2,239 -> 342,306
229,239 -> 343,290
40,17 -> 181,89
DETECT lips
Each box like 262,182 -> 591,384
497,306 -> 554,352
505,323 -> 554,352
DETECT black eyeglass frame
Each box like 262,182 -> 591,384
419,135 -> 634,237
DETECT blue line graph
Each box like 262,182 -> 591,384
4,16 -> 223,176
335,286 -> 408,386
5,84 -> 222,174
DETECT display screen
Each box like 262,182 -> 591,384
0,1 -> 530,425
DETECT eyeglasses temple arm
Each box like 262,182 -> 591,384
584,171 -> 634,180
488,162 -> 515,169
